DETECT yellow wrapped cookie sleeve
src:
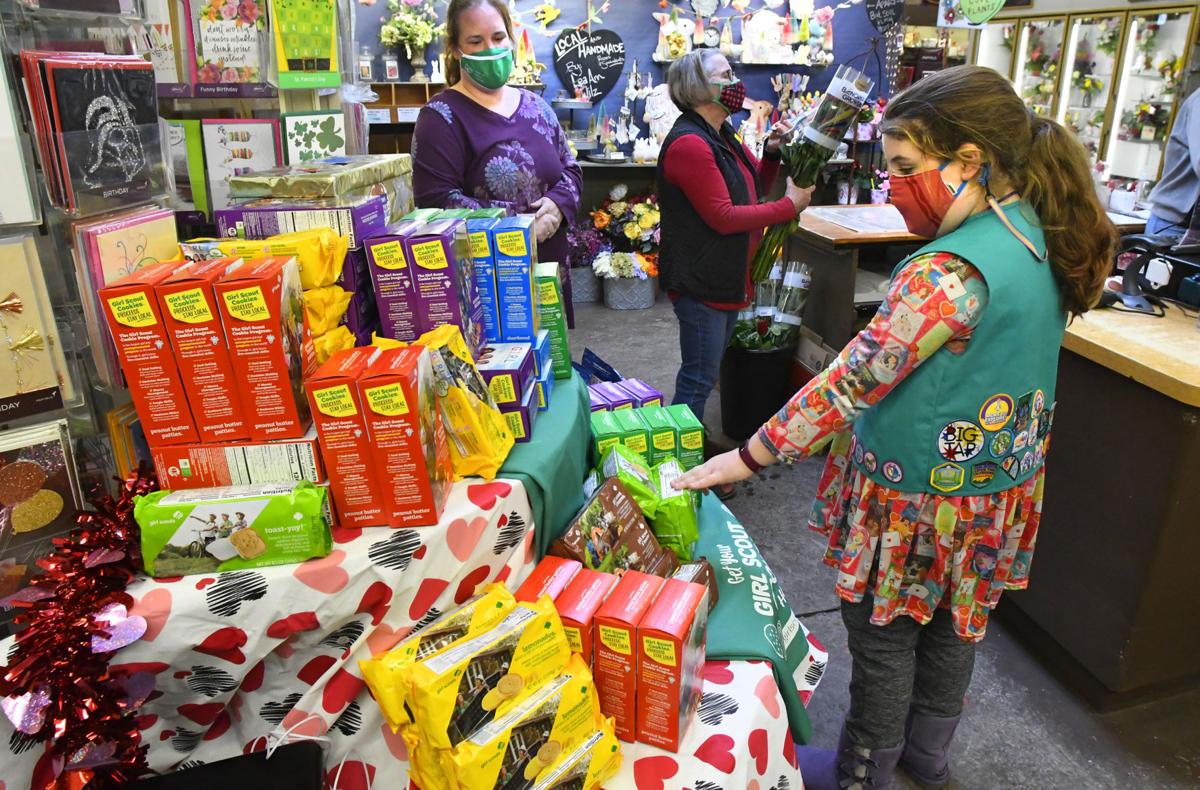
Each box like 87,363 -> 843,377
416,325 -> 514,480
371,333 -> 408,350
304,286 -> 353,335
407,596 -> 571,750
360,584 -> 516,731
403,725 -> 454,790
183,228 -> 349,289
312,326 -> 355,364
529,719 -> 622,790
442,654 -> 604,790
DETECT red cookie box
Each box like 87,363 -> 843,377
154,257 -> 250,442
214,256 -> 317,441
151,428 -> 324,490
98,261 -> 199,446
305,346 -> 388,529
514,556 -> 581,603
593,570 -> 666,742
636,577 -> 708,753
557,568 -> 619,665
357,345 -> 453,528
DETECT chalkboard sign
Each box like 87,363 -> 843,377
552,28 -> 626,101
866,0 -> 905,33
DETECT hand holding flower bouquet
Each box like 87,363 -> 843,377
750,65 -> 874,283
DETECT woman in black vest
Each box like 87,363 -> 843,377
659,50 -> 812,498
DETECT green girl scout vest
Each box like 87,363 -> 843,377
851,201 -> 1067,496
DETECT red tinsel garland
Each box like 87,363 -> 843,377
0,467 -> 157,788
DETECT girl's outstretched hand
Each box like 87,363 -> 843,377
672,449 -> 754,492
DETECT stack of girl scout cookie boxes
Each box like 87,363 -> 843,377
588,378 -> 705,471
365,209 -> 573,443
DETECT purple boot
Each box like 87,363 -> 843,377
899,711 -> 961,787
796,726 -> 905,790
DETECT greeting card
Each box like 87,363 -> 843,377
282,110 -> 346,163
142,0 -> 191,95
0,52 -> 39,227
73,207 -> 180,385
187,0 -> 274,97
0,419 -> 81,603
166,118 -> 210,214
0,236 -> 73,420
269,0 -> 339,89
201,118 -> 281,210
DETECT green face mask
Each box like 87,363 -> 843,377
460,47 -> 514,90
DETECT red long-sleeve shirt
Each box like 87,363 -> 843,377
661,132 -> 796,310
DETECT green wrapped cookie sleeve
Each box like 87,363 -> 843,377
650,459 -> 699,562
598,444 -> 660,519
135,482 -> 332,578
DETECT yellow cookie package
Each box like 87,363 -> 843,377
442,654 -> 613,790
312,325 -> 355,364
304,285 -> 353,335
180,228 -> 349,290
360,584 -> 516,731
417,325 -> 514,480
529,722 -> 622,790
406,595 -> 571,750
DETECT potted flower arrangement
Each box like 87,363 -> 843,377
567,224 -> 611,303
1096,19 -> 1120,57
866,168 -> 890,204
1157,54 -> 1182,94
1072,71 -> 1104,107
589,185 -> 662,309
854,102 -> 876,141
1120,103 -> 1170,142
380,0 -> 442,81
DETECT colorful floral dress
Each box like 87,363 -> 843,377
412,88 -> 583,320
758,251 -> 1045,642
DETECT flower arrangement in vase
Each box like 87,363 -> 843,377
1157,54 -> 1182,94
380,0 -> 442,77
1120,103 -> 1170,142
1096,18 -> 1120,57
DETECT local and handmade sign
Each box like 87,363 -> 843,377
865,0 -> 905,33
552,27 -> 626,101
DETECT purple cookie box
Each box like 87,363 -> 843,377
215,193 -> 389,248
477,343 -> 535,407
591,381 -> 634,410
364,220 -> 424,343
616,378 -> 664,408
499,375 -> 539,443
588,384 -> 612,411
403,218 -> 485,358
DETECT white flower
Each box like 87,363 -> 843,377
608,183 -> 628,201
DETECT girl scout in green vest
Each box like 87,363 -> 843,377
674,66 -> 1118,789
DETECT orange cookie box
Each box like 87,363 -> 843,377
214,256 -> 317,441
357,346 -> 453,527
593,570 -> 665,742
98,261 -> 198,446
635,577 -> 708,752
557,568 -> 620,666
305,346 -> 387,529
154,257 -> 251,442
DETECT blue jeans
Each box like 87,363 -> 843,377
1146,213 -> 1186,239
671,294 -> 739,425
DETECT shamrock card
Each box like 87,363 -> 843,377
282,110 -> 346,163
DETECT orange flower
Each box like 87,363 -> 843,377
638,252 -> 659,277
591,210 -> 611,230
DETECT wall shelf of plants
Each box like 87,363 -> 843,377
971,5 -> 1197,195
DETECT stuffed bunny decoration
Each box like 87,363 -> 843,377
643,82 -> 682,143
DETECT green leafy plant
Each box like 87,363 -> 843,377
380,0 -> 443,57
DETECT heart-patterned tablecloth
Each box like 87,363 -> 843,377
0,479 -> 539,787
611,659 -> 802,790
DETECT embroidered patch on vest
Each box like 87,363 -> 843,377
979,394 -> 1013,432
970,462 -> 997,488
930,462 -> 965,492
1001,456 -> 1019,479
937,420 -> 984,463
989,430 -> 1013,458
882,461 -> 903,483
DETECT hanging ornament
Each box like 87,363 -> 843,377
694,14 -> 705,46
692,0 -> 718,15
719,18 -> 735,55
0,291 -> 22,314
9,326 -> 44,354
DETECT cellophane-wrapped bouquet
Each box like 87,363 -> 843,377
751,65 -> 874,283
731,260 -> 812,350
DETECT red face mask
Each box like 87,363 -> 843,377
889,161 -> 967,238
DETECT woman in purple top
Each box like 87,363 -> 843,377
412,0 -> 583,320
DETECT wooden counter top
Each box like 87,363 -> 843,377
1063,305 -> 1200,407
795,205 -> 1145,248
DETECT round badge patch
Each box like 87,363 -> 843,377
864,451 -> 878,473
989,430 -> 1013,458
978,394 -> 1014,432
882,461 -> 904,483
937,420 -> 984,462
1032,389 -> 1045,416
853,442 -> 865,466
